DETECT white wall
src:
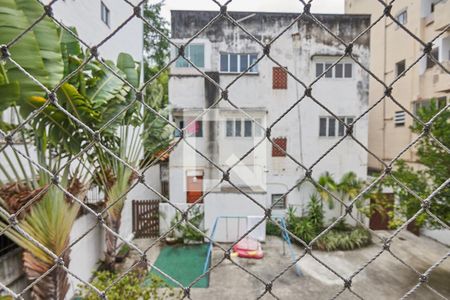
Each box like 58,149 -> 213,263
204,192 -> 267,243
168,13 -> 370,225
67,214 -> 105,299
45,0 -> 143,61
421,228 -> 450,246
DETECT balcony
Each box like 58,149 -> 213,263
432,61 -> 450,93
434,0 -> 450,31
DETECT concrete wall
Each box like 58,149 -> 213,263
421,228 -> 450,246
168,10 -> 370,226
44,0 -> 143,61
67,214 -> 105,299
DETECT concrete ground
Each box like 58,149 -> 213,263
190,231 -> 450,300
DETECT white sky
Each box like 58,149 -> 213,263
160,0 -> 345,22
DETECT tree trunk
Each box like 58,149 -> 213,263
104,215 -> 121,271
22,250 -> 70,300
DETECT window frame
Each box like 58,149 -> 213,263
100,1 -> 110,27
173,118 -> 203,137
396,9 -> 408,25
224,118 -> 261,138
271,194 -> 287,210
396,59 -> 406,76
315,62 -> 353,79
175,44 -> 205,68
394,111 -> 406,127
319,116 -> 355,137
219,53 -> 259,74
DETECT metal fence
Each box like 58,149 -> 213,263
0,0 -> 449,299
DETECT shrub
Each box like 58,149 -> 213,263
77,270 -> 178,300
316,227 -> 371,251
307,194 -> 324,230
266,219 -> 282,236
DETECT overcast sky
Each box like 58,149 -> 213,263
160,0 -> 345,22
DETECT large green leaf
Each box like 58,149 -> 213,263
117,53 -> 139,88
15,0 -> 63,88
0,0 -> 63,116
0,82 -> 20,110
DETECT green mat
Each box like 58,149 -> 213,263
147,244 -> 209,288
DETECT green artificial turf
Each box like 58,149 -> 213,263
146,244 -> 209,288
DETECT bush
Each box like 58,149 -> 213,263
316,226 -> 371,251
76,270 -> 179,300
266,219 -> 282,236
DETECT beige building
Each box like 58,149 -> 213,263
345,0 -> 450,172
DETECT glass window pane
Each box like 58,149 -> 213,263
316,63 -> 323,77
335,63 -> 343,78
226,120 -> 233,137
346,117 -> 353,124
249,54 -> 258,73
175,57 -> 189,68
190,44 -> 204,68
240,54 -> 248,72
255,118 -> 263,136
325,63 -> 333,78
328,118 -> 336,136
338,118 -> 345,136
344,63 -> 352,78
220,54 -> 228,72
195,121 -> 203,137
244,120 -> 252,137
319,118 -> 327,136
230,54 -> 238,72
271,194 -> 286,209
235,120 -> 242,136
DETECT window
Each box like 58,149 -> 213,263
272,137 -> 287,157
396,60 -> 406,76
174,119 -> 203,137
316,63 -> 353,78
394,111 -> 405,127
319,116 -> 354,137
271,194 -> 287,210
225,119 -> 260,137
426,47 -> 439,69
396,10 -> 407,25
413,97 -> 447,115
244,120 -> 252,137
273,67 -> 288,89
101,2 -> 110,26
220,53 -> 258,73
176,44 -> 205,68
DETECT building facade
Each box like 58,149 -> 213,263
345,0 -> 450,171
168,10 -> 371,240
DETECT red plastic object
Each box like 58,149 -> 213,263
232,237 -> 264,259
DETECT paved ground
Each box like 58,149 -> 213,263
191,231 -> 450,300
121,232 -> 450,299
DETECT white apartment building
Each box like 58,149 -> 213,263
168,10 -> 371,241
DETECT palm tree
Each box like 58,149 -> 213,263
317,172 -> 364,216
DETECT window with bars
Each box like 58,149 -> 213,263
272,67 -> 288,89
220,53 -> 258,73
272,137 -> 287,157
316,62 -> 352,78
319,116 -> 354,137
175,44 -> 205,68
271,194 -> 287,210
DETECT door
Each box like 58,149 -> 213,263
132,200 -> 159,238
369,193 -> 394,230
186,174 -> 203,203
